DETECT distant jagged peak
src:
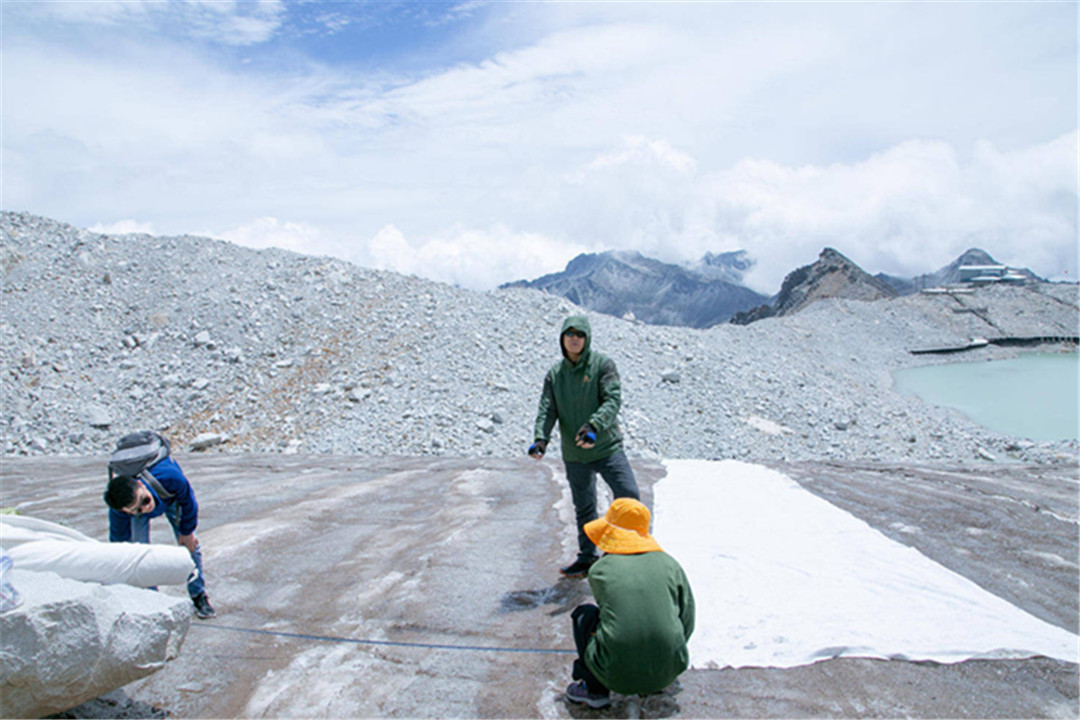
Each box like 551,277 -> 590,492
953,248 -> 999,267
730,246 -> 897,325
816,246 -> 862,267
811,247 -> 898,296
563,249 -> 653,276
692,249 -> 755,282
563,248 -> 758,282
500,246 -> 768,328
918,247 -> 1044,288
609,248 -> 648,262
701,249 -> 752,265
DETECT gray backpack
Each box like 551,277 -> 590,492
108,431 -> 175,500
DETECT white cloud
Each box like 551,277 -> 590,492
11,0 -> 287,46
578,136 -> 696,177
3,2 -> 1076,292
431,1 -> 488,27
12,1 -> 153,26
216,217 -> 325,255
89,219 -> 156,235
367,224 -> 587,290
702,132 -> 1079,292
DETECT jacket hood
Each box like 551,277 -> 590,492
560,315 -> 592,361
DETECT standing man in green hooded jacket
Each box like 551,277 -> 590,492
529,314 -> 641,577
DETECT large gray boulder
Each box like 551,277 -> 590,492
0,568 -> 190,718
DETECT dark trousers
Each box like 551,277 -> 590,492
571,603 -> 610,695
564,450 -> 639,560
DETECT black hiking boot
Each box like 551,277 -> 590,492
559,557 -> 597,578
192,593 -> 216,619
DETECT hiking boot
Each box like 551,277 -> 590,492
192,593 -> 216,619
559,557 -> 597,578
566,681 -> 611,709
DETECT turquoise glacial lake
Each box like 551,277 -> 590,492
892,352 -> 1079,442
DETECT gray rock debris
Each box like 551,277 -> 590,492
1,211 -> 1077,465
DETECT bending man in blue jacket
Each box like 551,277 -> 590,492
104,454 -> 216,619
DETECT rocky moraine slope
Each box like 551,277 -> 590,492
2,212 -> 1077,464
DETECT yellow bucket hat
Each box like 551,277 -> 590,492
584,498 -> 663,555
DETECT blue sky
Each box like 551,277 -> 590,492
2,1 -> 1077,292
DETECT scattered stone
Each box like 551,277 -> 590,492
85,405 -> 112,429
189,433 -> 226,451
745,416 -> 793,436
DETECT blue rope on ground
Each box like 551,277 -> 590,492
196,623 -> 577,655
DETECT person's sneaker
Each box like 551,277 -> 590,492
192,593 -> 216,619
559,557 -> 596,578
566,681 -> 611,709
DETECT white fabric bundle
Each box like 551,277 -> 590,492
1,515 -> 194,588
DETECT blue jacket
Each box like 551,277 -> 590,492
108,457 -> 199,540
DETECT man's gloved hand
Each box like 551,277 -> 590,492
528,439 -> 547,459
575,424 -> 597,449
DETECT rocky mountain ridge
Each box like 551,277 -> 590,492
510,247 -> 1048,328
2,211 -> 1077,464
730,248 -> 899,325
502,250 -> 767,328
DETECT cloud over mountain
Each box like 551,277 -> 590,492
3,3 -> 1076,291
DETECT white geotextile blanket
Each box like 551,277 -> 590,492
654,459 -> 1079,669
1,515 -> 194,588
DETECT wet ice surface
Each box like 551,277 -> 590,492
3,454 -> 1076,718
655,460 -> 1078,669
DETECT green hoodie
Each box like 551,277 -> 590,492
584,551 -> 695,695
533,315 -> 625,463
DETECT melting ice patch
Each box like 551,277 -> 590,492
653,459 -> 1079,669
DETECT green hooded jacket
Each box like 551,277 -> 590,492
585,551 -> 696,695
533,315 -> 625,463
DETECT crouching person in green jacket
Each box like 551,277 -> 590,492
566,498 -> 695,709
